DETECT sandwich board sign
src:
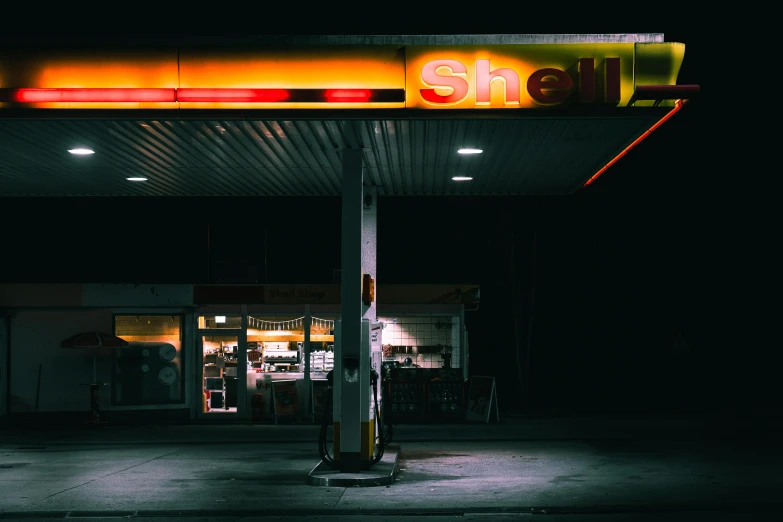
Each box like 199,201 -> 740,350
271,380 -> 298,423
465,375 -> 500,423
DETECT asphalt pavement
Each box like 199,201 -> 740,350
0,412 -> 780,521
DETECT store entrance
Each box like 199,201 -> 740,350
198,330 -> 247,419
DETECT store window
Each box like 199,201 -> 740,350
378,315 -> 461,370
198,315 -> 242,329
308,316 -> 335,376
113,315 -> 184,406
247,315 -> 304,373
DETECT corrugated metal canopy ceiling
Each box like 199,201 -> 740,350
0,111 -> 667,196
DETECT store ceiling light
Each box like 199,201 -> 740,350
126,177 -> 148,182
452,176 -> 473,181
457,148 -> 482,155
68,148 -> 95,155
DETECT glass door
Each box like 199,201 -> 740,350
197,320 -> 247,419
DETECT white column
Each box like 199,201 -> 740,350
337,148 -> 364,472
361,186 -> 381,434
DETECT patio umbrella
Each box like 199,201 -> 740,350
60,331 -> 130,383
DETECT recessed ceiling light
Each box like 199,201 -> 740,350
452,176 -> 473,181
126,177 -> 148,182
68,148 -> 95,155
457,148 -> 482,155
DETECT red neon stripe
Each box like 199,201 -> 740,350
13,88 -> 176,103
582,100 -> 685,187
177,89 -> 291,102
5,88 -> 400,103
323,89 -> 372,102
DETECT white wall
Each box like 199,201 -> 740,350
379,315 -> 461,368
11,309 -> 112,412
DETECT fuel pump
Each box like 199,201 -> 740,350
318,316 -> 392,471
318,366 -> 392,469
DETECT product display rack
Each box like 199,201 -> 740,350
427,381 -> 464,420
386,380 -> 427,422
383,367 -> 466,423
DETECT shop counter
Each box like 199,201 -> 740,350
245,371 -> 330,423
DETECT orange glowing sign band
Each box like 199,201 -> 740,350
582,100 -> 685,187
0,88 -> 405,104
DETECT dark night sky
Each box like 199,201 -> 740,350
1,16 -> 767,414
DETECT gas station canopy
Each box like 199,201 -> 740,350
0,34 -> 699,197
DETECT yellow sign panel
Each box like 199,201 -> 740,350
633,42 -> 686,106
405,44 -> 638,109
